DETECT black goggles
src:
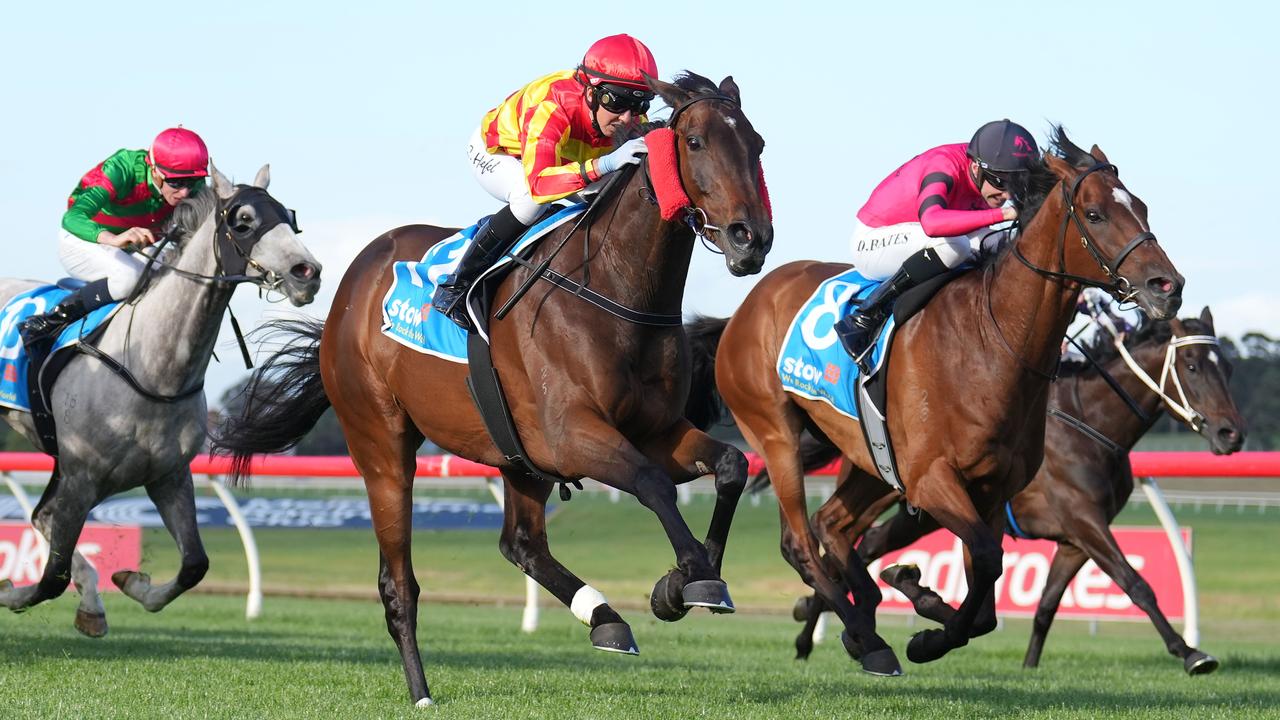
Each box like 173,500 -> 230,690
597,87 -> 652,115
164,175 -> 203,191
981,170 -> 1010,191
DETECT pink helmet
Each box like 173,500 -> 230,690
577,34 -> 658,92
150,127 -> 209,178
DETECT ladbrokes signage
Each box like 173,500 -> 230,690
865,527 -> 1190,620
0,521 -> 141,589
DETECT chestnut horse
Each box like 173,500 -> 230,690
214,73 -> 772,706
686,128 -> 1184,675
785,308 -> 1244,675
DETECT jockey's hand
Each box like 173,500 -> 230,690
1001,205 -> 1018,222
99,227 -> 155,250
595,137 -> 648,176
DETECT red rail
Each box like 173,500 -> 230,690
1,451 -> 1277,478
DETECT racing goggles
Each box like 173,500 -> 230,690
597,85 -> 653,115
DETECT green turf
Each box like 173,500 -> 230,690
1,595 -> 1277,719
2,490 -> 1276,717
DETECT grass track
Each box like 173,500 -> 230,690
2,490 -> 1277,717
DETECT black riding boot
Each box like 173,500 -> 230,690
18,278 -> 113,350
431,205 -> 530,330
836,248 -> 949,367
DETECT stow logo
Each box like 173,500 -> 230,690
824,363 -> 840,383
2,365 -> 14,383
386,299 -> 434,326
781,356 -> 829,384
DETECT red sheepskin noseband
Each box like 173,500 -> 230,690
644,127 -> 772,223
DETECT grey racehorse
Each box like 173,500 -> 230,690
0,163 -> 320,636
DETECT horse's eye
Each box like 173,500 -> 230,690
686,135 -> 703,150
1085,209 -> 1104,223
1186,362 -> 1198,373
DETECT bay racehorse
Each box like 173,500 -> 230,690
685,127 -> 1184,675
0,165 -> 320,635
213,73 -> 772,706
784,307 -> 1244,675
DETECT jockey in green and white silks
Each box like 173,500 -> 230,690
20,127 -> 210,349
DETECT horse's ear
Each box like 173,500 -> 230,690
718,76 -> 741,104
210,160 -> 236,199
253,164 -> 270,190
1043,152 -> 1077,180
645,71 -> 693,110
1200,306 -> 1215,333
1089,144 -> 1111,164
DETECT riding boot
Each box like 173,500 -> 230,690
836,248 -> 949,368
431,205 -> 530,330
18,278 -> 114,351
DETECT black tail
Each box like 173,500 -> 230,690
745,434 -> 842,495
210,318 -> 331,485
683,315 -> 730,431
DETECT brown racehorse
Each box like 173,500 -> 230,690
784,308 -> 1245,675
685,128 -> 1184,675
214,73 -> 772,706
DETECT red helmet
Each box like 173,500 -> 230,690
577,34 -> 658,92
150,127 -> 209,179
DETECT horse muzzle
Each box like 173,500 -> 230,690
723,219 -> 772,276
284,261 -> 322,306
1133,271 -> 1183,320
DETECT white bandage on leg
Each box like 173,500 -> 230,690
570,585 -> 608,626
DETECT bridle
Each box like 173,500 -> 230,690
985,161 -> 1157,379
661,92 -> 740,247
1012,162 -> 1155,303
74,185 -> 304,402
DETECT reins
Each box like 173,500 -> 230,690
70,186 -> 298,401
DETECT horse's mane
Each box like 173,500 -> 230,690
168,188 -> 219,244
1018,125 -> 1097,226
1057,315 -> 1212,377
612,71 -> 723,146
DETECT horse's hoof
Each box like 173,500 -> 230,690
840,629 -> 864,661
590,622 -> 639,655
650,570 -> 689,622
906,629 -> 952,664
792,595 -> 814,623
74,609 -> 108,638
414,696 -> 435,708
1185,650 -> 1219,675
880,563 -> 921,591
860,647 -> 904,677
111,570 -> 147,589
682,579 -> 735,614
0,579 -> 12,593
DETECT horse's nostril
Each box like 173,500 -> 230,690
1147,277 -> 1175,295
291,263 -> 318,281
1220,427 -> 1240,444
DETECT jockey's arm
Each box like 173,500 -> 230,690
520,102 -> 600,204
916,171 -> 1007,238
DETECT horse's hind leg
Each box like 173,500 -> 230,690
642,420 -> 748,573
20,468 -> 108,636
0,482 -> 94,612
763,437 -> 900,675
497,470 -> 638,654
113,470 -> 209,611
348,420 -> 433,707
1023,543 -> 1088,669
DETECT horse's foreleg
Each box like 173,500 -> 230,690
1069,522 -> 1218,675
903,466 -> 1004,664
553,416 -> 731,620
0,487 -> 93,611
113,470 -> 208,612
766,440 -> 900,676
1023,543 -> 1087,669
497,470 -> 638,654
642,421 -> 748,573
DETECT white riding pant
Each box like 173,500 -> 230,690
467,127 -> 544,225
849,219 -> 1005,280
57,229 -> 147,299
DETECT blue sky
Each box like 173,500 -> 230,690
2,2 -> 1274,404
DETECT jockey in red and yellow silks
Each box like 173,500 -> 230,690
432,34 -> 659,330
20,127 -> 210,350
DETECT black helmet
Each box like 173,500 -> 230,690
968,119 -> 1040,173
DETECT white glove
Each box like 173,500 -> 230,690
594,137 -> 648,175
